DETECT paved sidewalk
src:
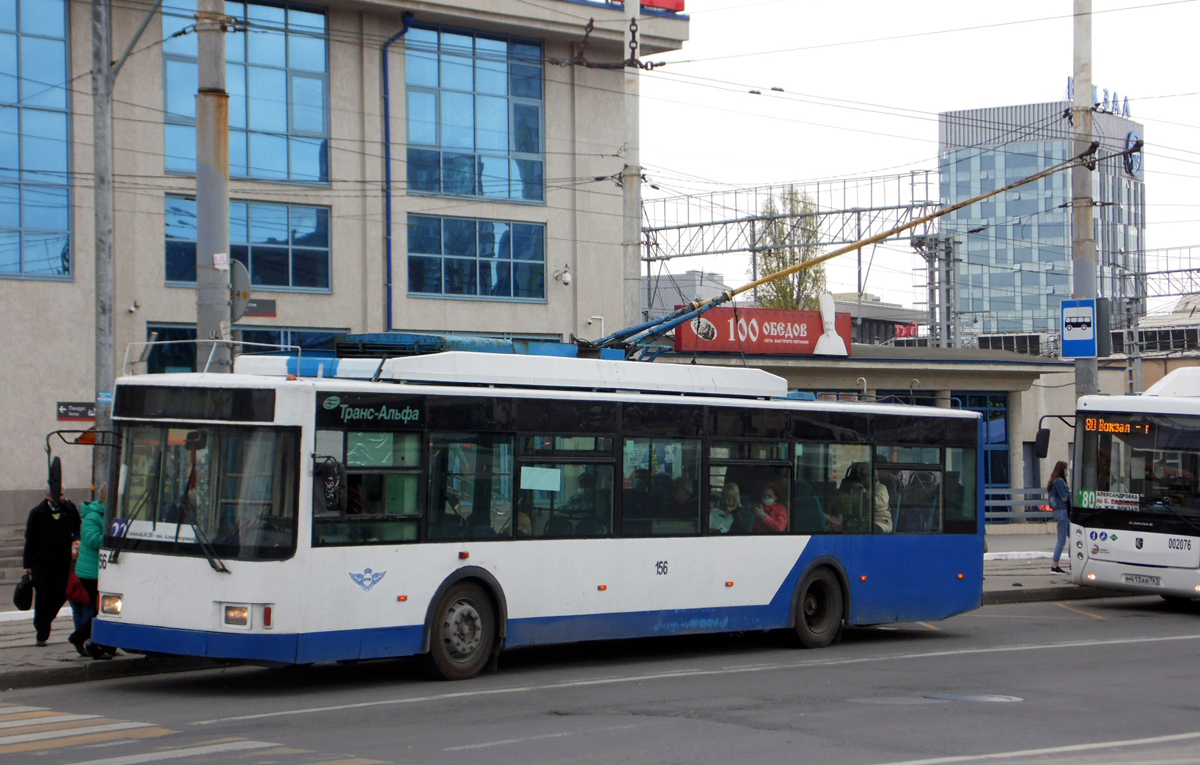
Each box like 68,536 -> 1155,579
0,525 -> 1120,690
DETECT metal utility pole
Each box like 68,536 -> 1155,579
195,0 -> 231,372
912,234 -> 957,348
1072,0 -> 1098,394
90,0 -> 163,492
91,0 -> 114,492
622,17 -> 642,329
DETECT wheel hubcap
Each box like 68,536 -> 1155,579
804,584 -> 827,628
443,599 -> 482,660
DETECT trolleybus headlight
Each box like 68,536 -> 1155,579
1087,573 -> 1097,581
224,605 -> 250,627
99,594 -> 122,616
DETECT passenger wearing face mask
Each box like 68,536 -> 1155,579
752,481 -> 789,533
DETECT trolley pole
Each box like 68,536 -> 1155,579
195,0 -> 232,372
1072,0 -> 1099,395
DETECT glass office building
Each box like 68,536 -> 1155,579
939,102 -> 1145,337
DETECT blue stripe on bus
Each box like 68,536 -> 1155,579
286,357 -> 340,377
93,535 -> 982,665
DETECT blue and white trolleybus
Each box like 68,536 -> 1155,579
94,352 -> 985,679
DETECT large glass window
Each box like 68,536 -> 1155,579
109,422 -> 299,560
428,433 -> 514,540
166,196 -> 331,290
405,27 -> 543,202
0,0 -> 70,277
623,437 -> 701,536
520,436 -> 614,538
957,392 -> 1009,489
163,0 -> 328,181
407,214 -> 545,300
313,429 -> 422,546
144,323 -> 340,373
709,440 -> 789,535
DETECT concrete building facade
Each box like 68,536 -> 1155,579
0,0 -> 689,523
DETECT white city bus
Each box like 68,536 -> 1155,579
1072,368 -> 1200,600
94,352 -> 984,679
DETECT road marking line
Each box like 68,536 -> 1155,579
876,729 -> 1200,764
65,738 -> 277,764
1055,601 -> 1105,619
0,706 -> 49,717
0,711 -> 63,725
0,721 -> 153,746
305,759 -> 388,765
916,622 -> 941,631
0,718 -> 119,737
0,727 -> 172,756
445,723 -> 645,752
193,632 -> 1200,726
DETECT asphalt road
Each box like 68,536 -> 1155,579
4,595 -> 1200,764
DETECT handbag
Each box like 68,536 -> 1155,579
66,571 -> 90,606
12,572 -> 33,611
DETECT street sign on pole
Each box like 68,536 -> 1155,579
1062,298 -> 1097,358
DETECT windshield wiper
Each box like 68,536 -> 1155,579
175,520 -> 230,573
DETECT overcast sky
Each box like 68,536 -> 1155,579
638,0 -> 1199,312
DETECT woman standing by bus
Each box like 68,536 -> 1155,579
1048,461 -> 1072,574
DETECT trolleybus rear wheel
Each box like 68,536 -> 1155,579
793,567 -> 843,648
428,582 -> 495,680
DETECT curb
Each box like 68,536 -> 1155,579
0,655 -> 223,691
983,585 -> 1135,606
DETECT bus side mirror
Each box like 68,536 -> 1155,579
314,457 -> 346,515
1034,428 -> 1050,460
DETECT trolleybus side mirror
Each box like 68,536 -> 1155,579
1034,428 -> 1050,460
314,457 -> 346,515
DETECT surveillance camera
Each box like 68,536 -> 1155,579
561,271 -> 571,285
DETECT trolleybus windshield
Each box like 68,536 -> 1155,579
107,423 -> 300,560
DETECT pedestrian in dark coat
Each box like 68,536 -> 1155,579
23,488 -> 81,646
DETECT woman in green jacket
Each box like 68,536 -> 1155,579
68,499 -> 113,659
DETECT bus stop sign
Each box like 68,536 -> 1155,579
1061,299 -> 1097,358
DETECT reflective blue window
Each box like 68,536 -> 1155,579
0,0 -> 70,279
405,27 -> 543,202
166,195 -> 331,290
145,323 -> 341,374
163,0 -> 328,183
407,214 -> 544,301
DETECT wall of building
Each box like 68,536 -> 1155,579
0,0 -> 687,524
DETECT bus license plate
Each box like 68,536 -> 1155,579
1123,574 -> 1162,586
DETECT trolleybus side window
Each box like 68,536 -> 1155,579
877,445 -> 942,534
622,437 -> 702,536
943,446 -> 978,534
428,433 -> 515,540
520,436 -> 614,538
793,442 -> 833,534
313,429 -> 422,546
823,444 -> 877,534
709,439 -> 790,534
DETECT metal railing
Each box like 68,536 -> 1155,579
985,487 -> 1052,524
122,339 -> 302,376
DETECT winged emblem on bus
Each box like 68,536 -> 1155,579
349,568 -> 387,591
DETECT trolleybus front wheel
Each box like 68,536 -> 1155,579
793,567 -> 843,648
428,582 -> 496,680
